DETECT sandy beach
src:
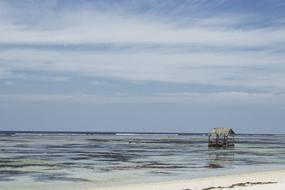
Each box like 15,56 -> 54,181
94,169 -> 285,190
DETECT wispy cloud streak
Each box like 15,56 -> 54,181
0,0 -> 285,102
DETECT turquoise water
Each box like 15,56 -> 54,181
0,132 -> 285,189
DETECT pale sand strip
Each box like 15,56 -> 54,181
92,170 -> 285,190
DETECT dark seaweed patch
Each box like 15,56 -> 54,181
87,139 -> 116,143
0,170 -> 31,175
100,161 -> 187,171
80,152 -> 138,162
0,162 -> 60,169
31,173 -> 90,182
206,164 -> 224,168
197,181 -> 277,190
150,171 -> 172,175
70,156 -> 90,160
0,170 -> 35,181
140,162 -> 186,169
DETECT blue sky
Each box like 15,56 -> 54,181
0,0 -> 285,133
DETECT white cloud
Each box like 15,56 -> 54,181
0,18 -> 284,47
0,1 -> 285,96
0,2 -> 284,47
1,48 -> 285,92
88,80 -> 108,86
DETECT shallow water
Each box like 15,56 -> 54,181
0,132 -> 285,189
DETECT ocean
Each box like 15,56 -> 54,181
0,132 -> 285,189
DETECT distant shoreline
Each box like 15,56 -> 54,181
0,130 -> 283,136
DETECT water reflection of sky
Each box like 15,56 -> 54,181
0,133 -> 285,188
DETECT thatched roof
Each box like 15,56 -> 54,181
209,128 -> 235,136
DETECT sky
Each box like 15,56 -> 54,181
0,0 -> 285,134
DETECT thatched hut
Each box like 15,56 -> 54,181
208,128 -> 235,147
